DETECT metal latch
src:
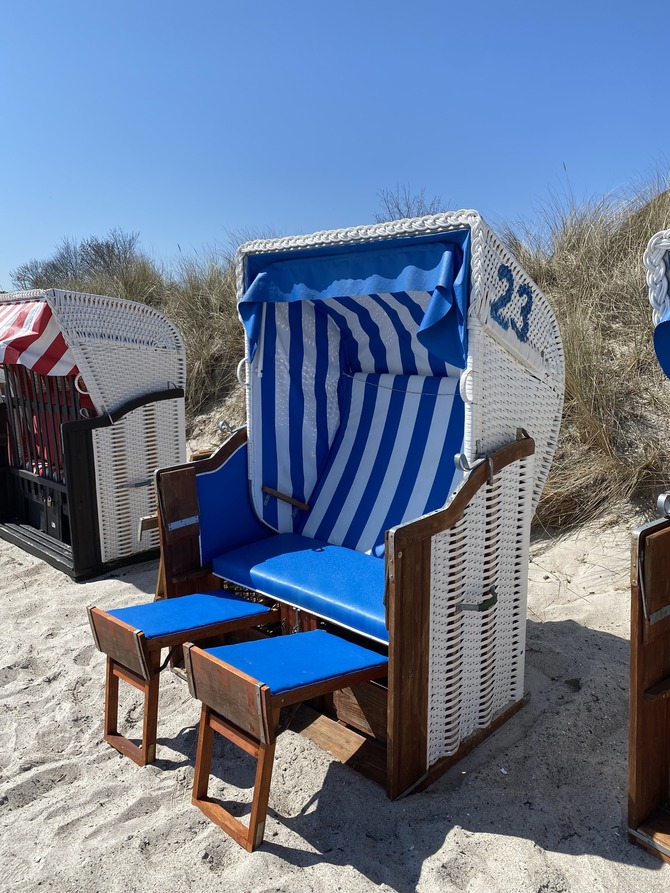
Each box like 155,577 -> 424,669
460,586 -> 498,613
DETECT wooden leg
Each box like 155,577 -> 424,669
104,657 -> 119,738
193,704 -> 215,800
103,659 -> 159,767
191,705 -> 277,853
141,675 -> 159,765
247,736 -> 276,851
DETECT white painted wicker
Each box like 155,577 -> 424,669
426,451 -> 534,762
93,398 -> 186,563
0,289 -> 186,413
644,229 -> 670,326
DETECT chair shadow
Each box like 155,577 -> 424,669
254,619 -> 662,891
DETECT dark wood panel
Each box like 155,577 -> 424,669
629,519 -> 670,846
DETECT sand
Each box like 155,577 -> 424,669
1,514 -> 669,893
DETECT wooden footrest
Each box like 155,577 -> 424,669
184,629 -> 388,851
87,591 -> 278,765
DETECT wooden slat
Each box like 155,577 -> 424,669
261,485 -> 310,513
291,705 -> 387,787
185,645 -> 267,742
88,607 -> 150,679
643,528 -> 670,629
634,805 -> 670,864
158,466 -> 199,539
330,682 -> 388,741
386,532 -> 431,799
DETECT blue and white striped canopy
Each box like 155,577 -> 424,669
241,230 -> 471,555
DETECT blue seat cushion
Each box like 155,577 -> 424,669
107,591 -> 272,640
205,629 -> 387,695
212,533 -> 388,643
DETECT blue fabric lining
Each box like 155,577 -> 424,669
205,629 -> 387,695
107,591 -> 272,640
212,532 -> 388,643
196,443 -> 272,567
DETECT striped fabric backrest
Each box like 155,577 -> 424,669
249,293 -> 464,535
299,372 -> 464,556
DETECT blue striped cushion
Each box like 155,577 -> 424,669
251,292 -> 465,534
300,372 -> 464,555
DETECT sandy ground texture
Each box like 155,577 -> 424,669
1,514 -> 669,893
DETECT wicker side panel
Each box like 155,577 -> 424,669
426,452 -> 534,764
92,398 -> 186,563
466,325 -> 561,514
464,222 -> 563,512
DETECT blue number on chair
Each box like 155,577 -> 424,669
491,264 -> 514,331
491,264 -> 533,344
511,283 -> 533,343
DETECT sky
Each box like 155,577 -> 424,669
1,0 -> 667,290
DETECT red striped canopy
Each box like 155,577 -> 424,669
0,300 -> 78,376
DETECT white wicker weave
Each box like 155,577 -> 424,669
0,289 -> 186,413
426,451 -> 534,762
644,229 -> 670,326
93,398 -> 186,563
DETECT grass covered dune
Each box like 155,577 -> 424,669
9,184 -> 670,528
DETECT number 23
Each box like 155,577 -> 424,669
491,264 -> 533,343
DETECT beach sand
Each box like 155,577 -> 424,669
1,514 -> 668,893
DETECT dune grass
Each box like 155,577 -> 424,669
503,185 -> 670,526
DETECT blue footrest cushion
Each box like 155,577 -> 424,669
205,629 -> 387,695
107,591 -> 272,640
211,533 -> 388,643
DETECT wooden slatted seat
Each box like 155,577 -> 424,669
184,629 -> 388,851
87,591 -> 278,766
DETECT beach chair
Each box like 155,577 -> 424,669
628,231 -> 670,863
155,211 -> 564,845
0,290 -> 185,578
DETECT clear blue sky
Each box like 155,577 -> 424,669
1,0 -> 667,290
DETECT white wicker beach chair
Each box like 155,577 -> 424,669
0,289 -> 186,577
153,211 -> 564,844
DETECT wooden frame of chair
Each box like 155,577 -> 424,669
87,603 -> 279,766
184,642 -> 389,852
